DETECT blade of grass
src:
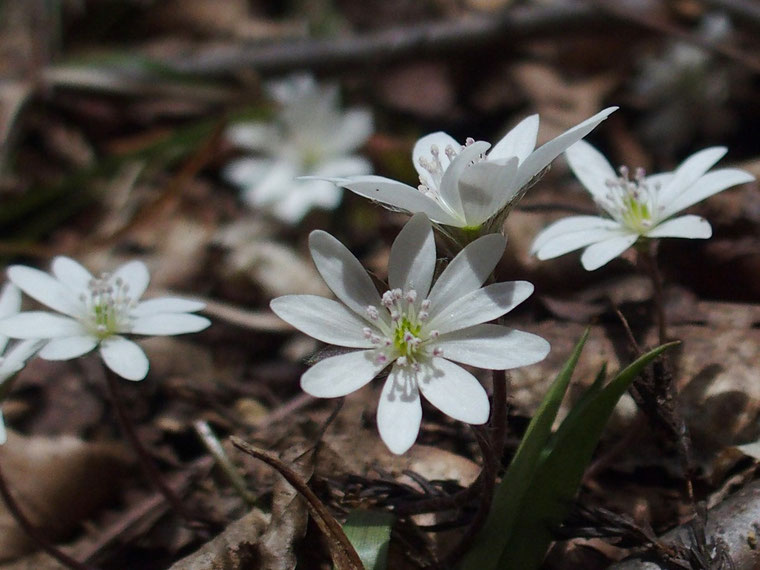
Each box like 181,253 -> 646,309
341,510 -> 395,570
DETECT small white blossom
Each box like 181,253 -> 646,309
326,107 -> 616,235
0,257 -> 211,381
270,214 -> 549,454
224,74 -> 373,223
531,141 -> 755,270
0,284 -> 44,444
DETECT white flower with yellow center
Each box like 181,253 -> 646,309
327,107 -> 616,238
270,214 -> 549,454
531,141 -> 755,270
0,257 -> 211,381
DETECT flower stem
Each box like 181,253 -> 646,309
103,367 -> 199,524
637,240 -> 668,345
0,457 -> 99,570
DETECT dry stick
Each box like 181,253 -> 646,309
0,458 -> 99,570
103,368 -> 199,525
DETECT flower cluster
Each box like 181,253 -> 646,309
224,74 -> 374,223
531,141 -> 754,270
271,214 -> 549,454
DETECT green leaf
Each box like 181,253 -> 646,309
497,341 -> 678,569
458,329 -> 590,570
341,510 -> 395,570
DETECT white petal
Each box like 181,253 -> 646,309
659,168 -> 754,219
531,215 -> 620,252
377,367 -> 422,454
0,283 -> 21,319
417,357 -> 489,424
309,230 -> 384,317
657,147 -> 727,205
133,297 -> 205,316
271,180 -> 338,223
39,335 -> 97,360
7,265 -> 83,317
534,225 -> 624,260
301,350 -> 385,398
113,260 -> 150,300
332,175 -> 461,225
435,324 -> 550,369
2,339 -> 44,372
646,215 -> 712,239
0,312 -> 86,338
312,156 -> 372,179
514,107 -> 617,191
131,313 -> 210,335
51,256 -> 93,294
456,157 -> 519,227
580,233 -> 639,270
427,233 -> 506,311
223,157 -> 274,189
429,281 -> 534,334
413,132 -> 460,189
225,122 -> 279,152
243,160 -> 299,210
0,410 -> 6,445
438,141 -> 491,219
388,214 -> 435,297
270,295 -> 374,348
488,114 -> 539,164
328,109 -> 374,154
564,140 -> 618,202
99,336 -> 149,381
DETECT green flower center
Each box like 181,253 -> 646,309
81,274 -> 135,340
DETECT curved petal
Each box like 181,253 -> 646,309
225,122 -> 279,152
657,146 -> 727,205
300,349 -> 385,398
534,226 -> 624,260
659,168 -> 754,219
417,357 -> 489,425
309,230 -> 384,318
269,179 -> 339,223
99,336 -> 149,381
488,114 -> 539,164
580,233 -> 639,270
429,281 -> 534,334
133,298 -> 205,316
113,260 -> 150,301
7,265 -> 83,317
531,215 -> 620,252
312,156 -> 372,179
456,157 -> 519,227
39,335 -> 97,360
646,215 -> 712,239
435,324 -> 550,369
328,108 -> 374,154
0,283 -> 21,319
427,233 -> 506,310
270,295 -> 374,348
564,140 -> 619,202
51,256 -> 93,294
515,107 -> 617,191
388,214 -> 435,297
223,157 -> 274,189
131,313 -> 210,335
0,312 -> 86,339
413,132 -> 460,188
438,141 -> 491,219
243,160 -> 299,210
2,339 -> 44,371
331,175 -> 461,225
377,366 -> 422,454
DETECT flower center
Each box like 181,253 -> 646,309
600,165 -> 661,233
80,274 -> 135,340
417,137 -> 481,201
363,288 -> 441,370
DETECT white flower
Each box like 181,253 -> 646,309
531,141 -> 755,270
224,74 -> 373,223
0,257 -> 211,381
0,284 -> 44,444
270,213 -> 549,454
326,107 -> 617,237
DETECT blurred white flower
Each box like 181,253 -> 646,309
224,74 -> 373,223
271,213 -> 549,454
327,107 -> 616,239
0,257 -> 211,381
0,284 -> 44,444
531,141 -> 754,270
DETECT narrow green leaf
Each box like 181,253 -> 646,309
497,341 -> 678,569
341,510 -> 395,570
458,329 -> 590,570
